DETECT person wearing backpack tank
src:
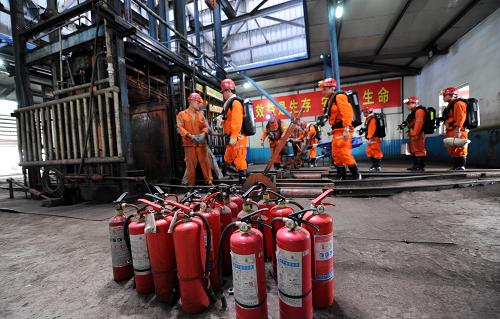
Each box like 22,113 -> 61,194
320,78 -> 362,180
221,79 -> 249,184
441,87 -> 468,170
362,106 -> 383,171
261,112 -> 286,169
404,96 -> 427,171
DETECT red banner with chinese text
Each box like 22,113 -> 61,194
252,78 -> 401,122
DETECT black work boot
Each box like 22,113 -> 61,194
454,157 -> 466,170
348,165 -> 362,180
336,166 -> 347,180
407,156 -> 418,171
238,170 -> 247,185
371,158 -> 382,172
415,157 -> 426,172
368,157 -> 375,170
309,158 -> 316,168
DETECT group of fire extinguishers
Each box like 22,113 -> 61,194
108,183 -> 336,319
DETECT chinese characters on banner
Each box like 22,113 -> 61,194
252,78 -> 401,122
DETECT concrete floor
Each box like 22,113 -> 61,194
0,179 -> 499,318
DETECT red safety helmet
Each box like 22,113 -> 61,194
362,106 -> 374,113
188,92 -> 203,103
403,96 -> 419,104
319,78 -> 337,89
221,78 -> 236,91
441,87 -> 458,97
300,120 -> 307,128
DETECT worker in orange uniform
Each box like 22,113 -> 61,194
321,78 -> 362,180
220,79 -> 248,184
441,87 -> 468,170
362,106 -> 383,171
261,112 -> 285,170
404,96 -> 427,171
176,93 -> 213,185
300,120 -> 319,167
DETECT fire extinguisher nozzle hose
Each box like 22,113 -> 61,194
286,200 -> 305,210
217,221 -> 240,306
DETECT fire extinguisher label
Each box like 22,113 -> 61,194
129,234 -> 151,274
314,232 -> 334,280
109,226 -> 131,267
277,248 -> 303,307
231,252 -> 259,307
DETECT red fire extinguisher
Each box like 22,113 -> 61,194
218,208 -> 270,319
137,198 -> 177,303
229,186 -> 244,212
220,193 -> 235,275
168,201 -> 216,314
301,189 -> 336,308
257,190 -> 277,260
109,193 -> 134,281
272,217 -> 319,319
124,206 -> 155,295
269,198 -> 304,278
196,192 -> 223,291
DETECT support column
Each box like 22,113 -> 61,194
147,0 -> 158,39
174,0 -> 187,37
327,0 -> 341,91
213,3 -> 224,77
159,0 -> 170,44
193,0 -> 201,48
321,54 -> 332,78
10,0 -> 33,107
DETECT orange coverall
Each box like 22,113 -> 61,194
444,100 -> 468,157
177,109 -> 212,185
365,115 -> 383,159
408,108 -> 427,157
300,124 -> 318,159
261,120 -> 284,164
328,93 -> 356,166
224,98 -> 248,170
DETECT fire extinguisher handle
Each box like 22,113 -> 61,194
240,208 -> 269,222
137,198 -> 164,212
144,193 -> 167,205
311,188 -> 334,206
114,192 -> 128,204
247,219 -> 273,230
164,193 -> 179,202
288,207 -> 318,220
203,191 -> 221,203
241,183 -> 262,199
164,199 -> 191,213
180,190 -> 201,203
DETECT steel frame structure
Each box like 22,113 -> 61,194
10,0 -> 225,199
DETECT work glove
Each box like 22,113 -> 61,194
229,136 -> 237,146
193,133 -> 206,144
343,127 -> 350,140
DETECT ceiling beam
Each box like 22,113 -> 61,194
224,34 -> 306,55
262,16 -> 304,28
342,50 -> 447,62
249,0 -> 269,15
218,0 -> 237,19
406,0 -> 481,66
189,0 -> 303,34
341,61 -> 420,75
375,0 -> 413,56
